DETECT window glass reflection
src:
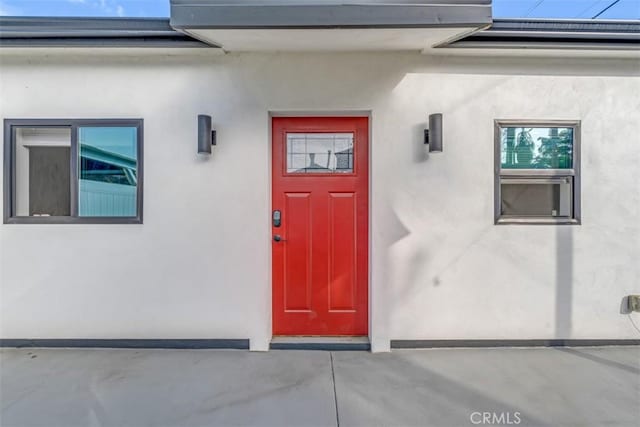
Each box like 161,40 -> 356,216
287,133 -> 354,173
78,127 -> 137,217
501,127 -> 573,169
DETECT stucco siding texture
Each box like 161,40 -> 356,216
0,51 -> 639,350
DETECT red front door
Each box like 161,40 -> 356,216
272,117 -> 369,336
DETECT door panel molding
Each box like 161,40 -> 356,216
272,116 -> 369,336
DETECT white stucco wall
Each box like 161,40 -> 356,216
1,50 -> 639,351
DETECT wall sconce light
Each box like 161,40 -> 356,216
198,114 -> 217,154
424,113 -> 443,153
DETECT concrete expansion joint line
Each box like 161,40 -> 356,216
330,351 -> 340,427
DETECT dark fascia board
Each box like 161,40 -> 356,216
0,17 -> 214,48
488,18 -> 640,34
446,18 -> 640,49
0,17 -> 178,38
169,1 -> 493,29
447,40 -> 639,51
0,37 -> 211,48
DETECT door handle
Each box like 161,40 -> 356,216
273,234 -> 287,242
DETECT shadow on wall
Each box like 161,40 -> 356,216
412,123 -> 429,164
620,296 -> 631,314
555,226 -> 574,338
378,203 -> 412,343
384,206 -> 578,340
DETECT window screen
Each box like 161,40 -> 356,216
500,179 -> 572,218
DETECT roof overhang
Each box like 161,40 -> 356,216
441,18 -> 640,56
0,17 -> 211,48
169,0 -> 492,52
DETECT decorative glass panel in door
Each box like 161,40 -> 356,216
286,133 -> 354,173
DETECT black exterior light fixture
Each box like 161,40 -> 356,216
198,114 -> 217,154
424,113 -> 443,152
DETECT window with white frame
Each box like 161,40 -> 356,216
494,121 -> 580,224
3,119 -> 143,224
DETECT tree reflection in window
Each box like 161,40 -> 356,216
501,127 -> 573,170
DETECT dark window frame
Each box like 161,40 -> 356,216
3,118 -> 144,224
494,120 -> 581,225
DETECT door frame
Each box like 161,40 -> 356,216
268,110 -> 372,340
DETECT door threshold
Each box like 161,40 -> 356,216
270,336 -> 370,351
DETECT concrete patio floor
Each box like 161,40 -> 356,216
0,346 -> 638,427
